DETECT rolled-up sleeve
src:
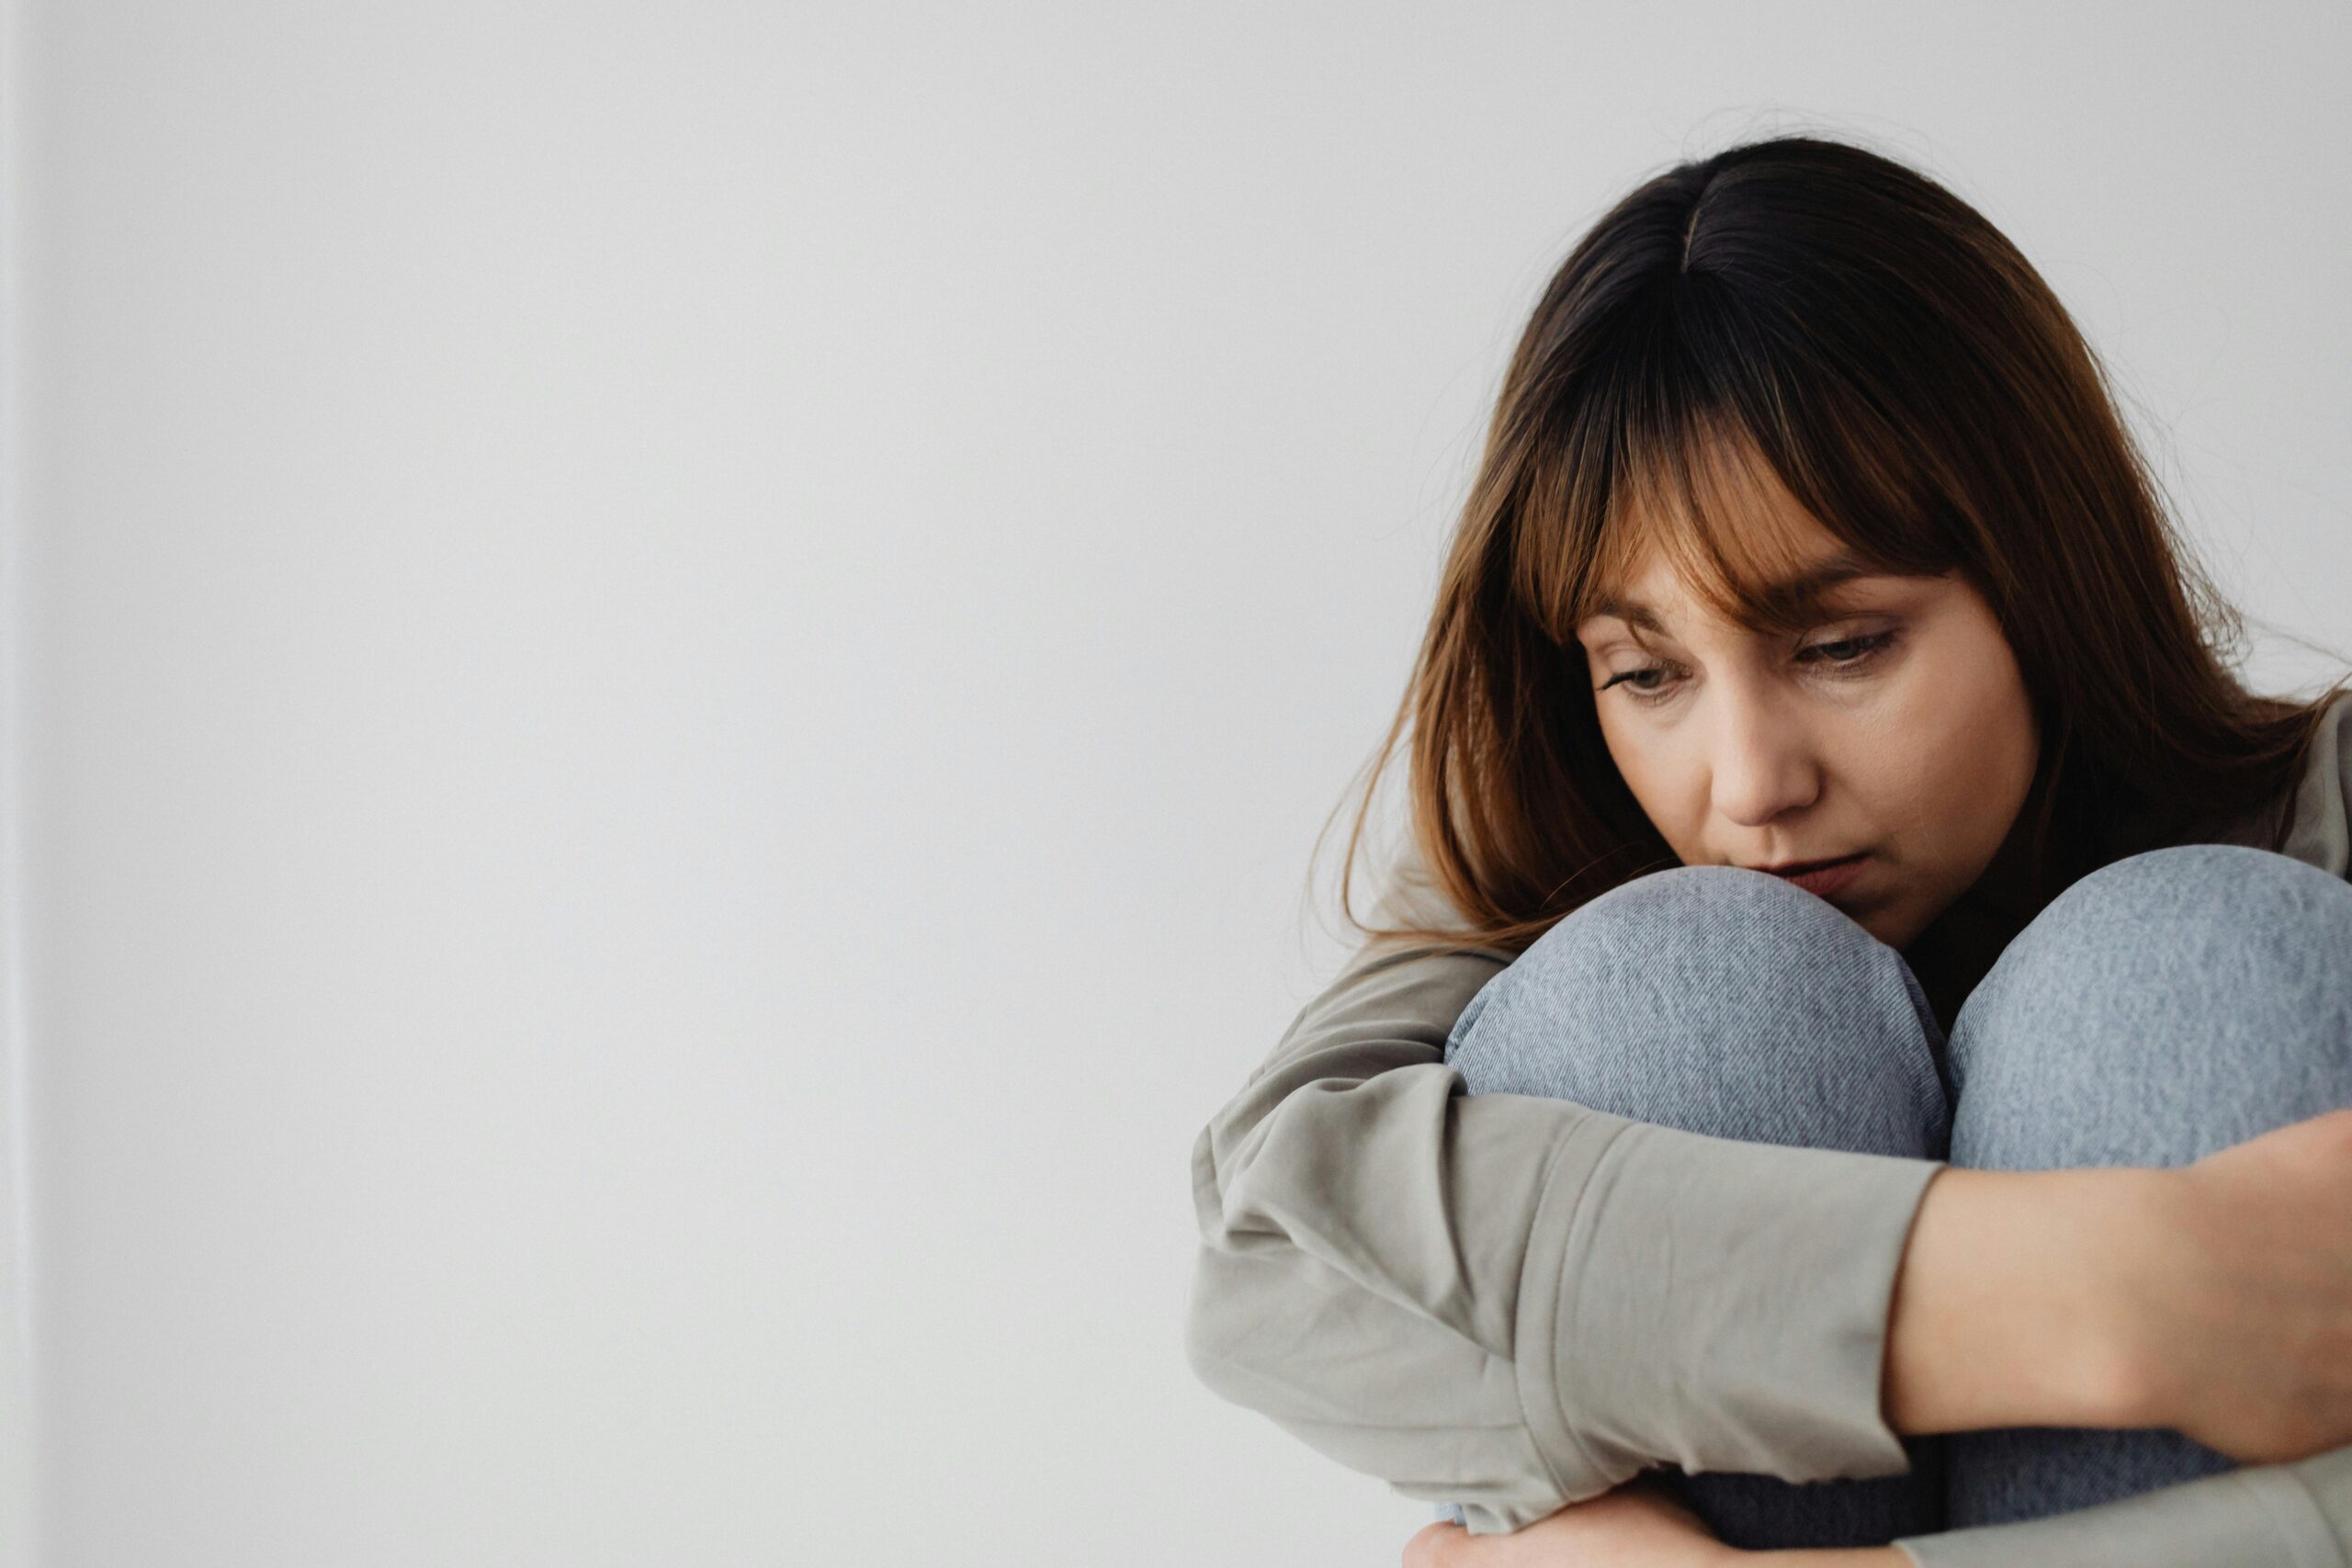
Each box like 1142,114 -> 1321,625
1184,935 -> 1946,1534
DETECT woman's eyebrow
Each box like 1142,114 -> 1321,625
1586,600 -> 1670,635
1589,552 -> 1881,632
1746,554 -> 1885,624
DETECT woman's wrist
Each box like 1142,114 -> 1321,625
1883,1165 -> 2165,1437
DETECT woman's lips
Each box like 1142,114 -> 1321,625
1770,852 -> 1869,898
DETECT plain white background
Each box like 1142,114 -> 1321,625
3,3 -> 2347,1564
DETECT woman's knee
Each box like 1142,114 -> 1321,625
1951,844 -> 2352,1168
1444,864 -> 1949,1158
1998,842 -> 2352,953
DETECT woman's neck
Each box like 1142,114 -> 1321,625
1903,894 -> 2026,1038
1904,812 -> 2049,1036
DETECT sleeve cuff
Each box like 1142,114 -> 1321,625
1519,1119 -> 1944,1488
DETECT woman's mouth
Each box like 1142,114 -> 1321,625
1758,852 -> 1870,898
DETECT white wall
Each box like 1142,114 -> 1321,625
4,3 -> 2346,1564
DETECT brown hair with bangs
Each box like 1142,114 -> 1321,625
1329,133 -> 2346,958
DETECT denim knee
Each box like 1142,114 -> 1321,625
1444,864 -> 1950,1159
1950,843 -> 2352,1170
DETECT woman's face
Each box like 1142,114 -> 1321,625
1573,512 -> 2040,952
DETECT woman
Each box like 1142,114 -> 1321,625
1184,134 -> 2352,1568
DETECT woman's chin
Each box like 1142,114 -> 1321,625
1849,898 -> 1925,951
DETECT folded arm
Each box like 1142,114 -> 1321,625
1185,934 -> 2343,1552
1186,937 -> 1941,1531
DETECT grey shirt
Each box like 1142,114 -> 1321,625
1185,694 -> 2352,1566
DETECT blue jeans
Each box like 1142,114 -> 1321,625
1430,844 -> 2352,1550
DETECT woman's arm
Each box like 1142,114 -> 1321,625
1190,836 -> 2352,1535
1185,926 -> 2168,1532
1187,936 -> 1938,1531
1883,1164 -> 2161,1437
1894,1108 -> 2352,1465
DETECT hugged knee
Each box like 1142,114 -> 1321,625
1949,843 -> 2352,1168
1444,863 -> 1948,1158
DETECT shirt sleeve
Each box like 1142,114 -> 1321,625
1183,912 -> 1947,1534
2277,691 -> 2351,879
1893,1440 -> 2352,1568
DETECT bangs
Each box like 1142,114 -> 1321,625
1588,415 -> 1852,637
1517,301 -> 1972,644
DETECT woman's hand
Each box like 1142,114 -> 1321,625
2126,1108 -> 2352,1463
1401,1476 -> 1736,1568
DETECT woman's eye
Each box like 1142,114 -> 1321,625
1599,664 -> 1679,704
1797,629 -> 1898,667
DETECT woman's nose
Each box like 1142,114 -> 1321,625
1709,695 -> 1822,827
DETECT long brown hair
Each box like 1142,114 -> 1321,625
1328,134 -> 2346,958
